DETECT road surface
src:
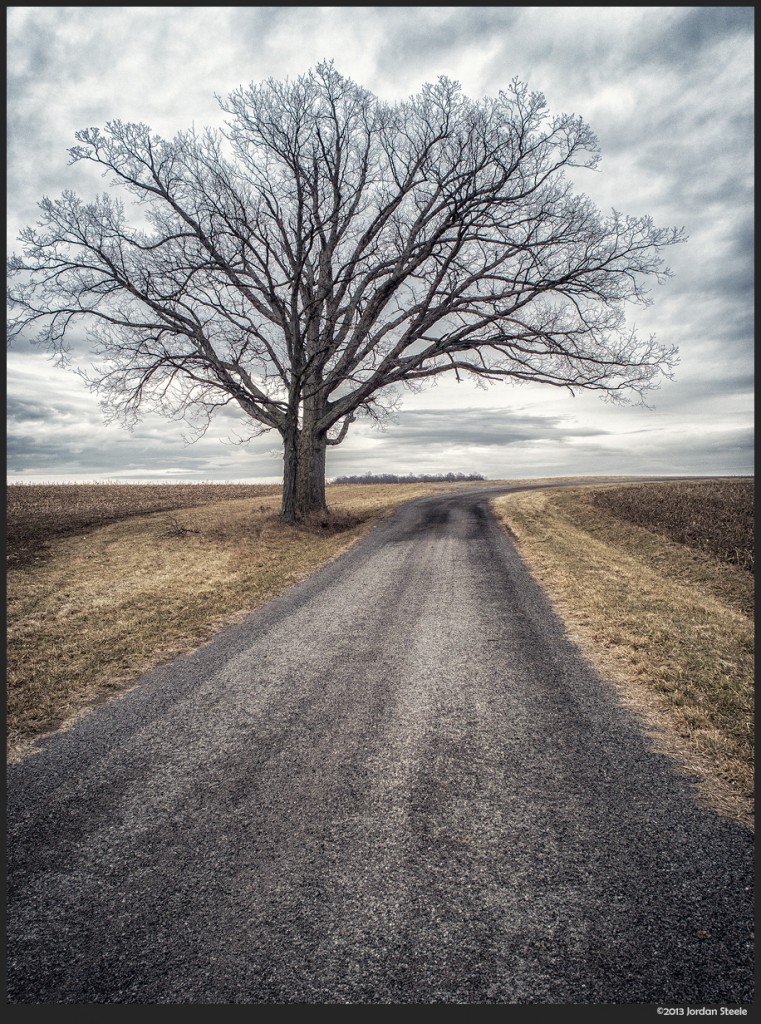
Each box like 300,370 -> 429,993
6,486 -> 755,1004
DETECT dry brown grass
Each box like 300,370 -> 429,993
6,481 -> 475,761
492,483 -> 754,828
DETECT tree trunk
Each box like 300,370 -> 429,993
294,423 -> 328,519
280,434 -> 297,528
280,418 -> 299,525
280,399 -> 329,524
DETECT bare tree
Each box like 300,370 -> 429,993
8,62 -> 685,523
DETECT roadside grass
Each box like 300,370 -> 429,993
6,481 -> 472,760
492,484 -> 754,828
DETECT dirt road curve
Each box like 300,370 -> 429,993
6,486 -> 754,1004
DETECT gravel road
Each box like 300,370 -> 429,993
6,486 -> 755,1004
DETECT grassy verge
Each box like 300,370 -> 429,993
6,482 -> 467,761
492,485 -> 754,828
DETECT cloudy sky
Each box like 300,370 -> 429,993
6,6 -> 754,483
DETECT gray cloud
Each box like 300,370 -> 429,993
360,407 -> 614,450
7,413 -> 284,482
635,6 -> 755,70
370,7 -> 522,79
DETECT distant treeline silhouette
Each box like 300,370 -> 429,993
332,472 -> 486,485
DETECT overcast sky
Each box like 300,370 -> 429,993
6,6 -> 754,483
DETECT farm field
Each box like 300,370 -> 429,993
6,482 -> 282,568
7,477 -> 754,829
589,478 -> 754,571
492,478 -> 754,827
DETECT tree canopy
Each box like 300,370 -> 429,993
8,62 -> 685,521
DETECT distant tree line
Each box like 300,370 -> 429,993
332,472 -> 486,485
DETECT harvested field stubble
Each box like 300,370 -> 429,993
590,478 -> 754,571
6,482 -> 281,567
